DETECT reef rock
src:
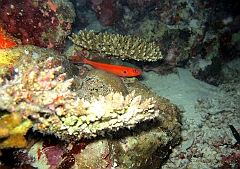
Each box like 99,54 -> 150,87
78,69 -> 129,100
0,0 -> 75,50
0,45 -> 181,168
13,79 -> 181,168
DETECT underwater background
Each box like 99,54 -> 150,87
0,0 -> 239,168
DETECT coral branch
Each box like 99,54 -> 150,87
69,30 -> 162,62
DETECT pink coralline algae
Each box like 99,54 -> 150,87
41,142 -> 64,169
0,0 -> 75,49
90,0 -> 119,26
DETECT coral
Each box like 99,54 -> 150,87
0,44 -> 182,168
124,77 -> 181,136
21,125 -> 179,168
38,88 -> 159,140
135,19 -> 167,42
71,126 -> 177,168
0,59 -> 76,118
77,69 -> 128,100
12,77 -> 181,168
19,137 -> 89,169
13,79 -> 182,168
39,140 -> 65,169
0,45 -> 70,80
0,47 -> 20,68
0,44 -> 74,77
86,70 -> 128,96
47,0 -> 58,13
0,0 -> 75,49
77,73 -> 114,100
90,0 -> 119,26
0,52 -> 159,140
0,22 -> 18,49
0,44 -> 181,168
69,30 -> 163,62
0,112 -> 32,154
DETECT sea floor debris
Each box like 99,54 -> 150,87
142,58 -> 240,168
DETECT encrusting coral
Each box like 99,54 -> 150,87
0,54 -> 159,140
0,0 -> 75,49
0,112 -> 32,155
0,22 -> 18,49
69,30 -> 163,62
0,47 -> 19,67
78,69 -> 129,100
0,44 -> 73,77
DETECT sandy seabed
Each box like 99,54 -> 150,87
141,58 -> 240,168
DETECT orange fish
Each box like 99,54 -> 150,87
69,52 -> 142,77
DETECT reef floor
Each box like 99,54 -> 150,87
141,58 -> 240,168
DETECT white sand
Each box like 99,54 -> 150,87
141,59 -> 240,168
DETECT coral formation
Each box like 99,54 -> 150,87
78,69 -> 128,100
0,112 -> 32,155
27,139 -> 65,169
0,47 -> 20,68
136,19 -> 167,42
0,22 -> 18,49
90,0 -> 119,26
69,30 -> 163,61
0,0 -> 75,49
12,76 -> 181,168
25,120 -> 180,169
0,42 -> 181,168
0,45 -> 70,76
87,69 -> 128,95
0,46 -> 160,140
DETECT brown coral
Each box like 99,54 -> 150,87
77,69 -> 128,100
0,112 -> 32,155
69,30 -> 162,61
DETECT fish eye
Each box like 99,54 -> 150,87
123,70 -> 127,74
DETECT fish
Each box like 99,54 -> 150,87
229,125 -> 240,145
69,51 -> 142,77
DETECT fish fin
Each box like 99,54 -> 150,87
69,50 -> 85,64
